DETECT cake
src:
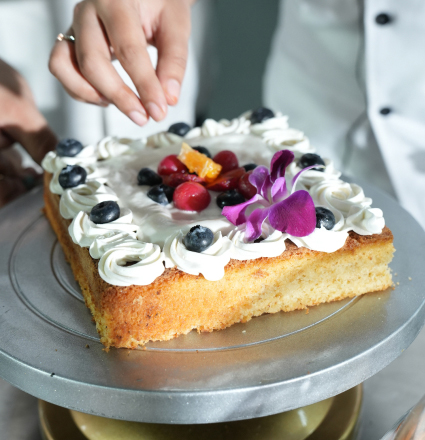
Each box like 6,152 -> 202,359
42,109 -> 394,349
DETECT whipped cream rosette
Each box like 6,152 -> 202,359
98,240 -> 165,286
188,117 -> 251,138
97,136 -> 144,159
286,159 -> 341,190
163,230 -> 232,281
41,144 -> 97,174
59,181 -> 119,219
89,232 -> 137,259
345,206 -> 385,235
69,208 -> 138,247
49,163 -> 107,195
228,226 -> 288,260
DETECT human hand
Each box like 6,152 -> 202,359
49,0 -> 195,126
0,59 -> 57,207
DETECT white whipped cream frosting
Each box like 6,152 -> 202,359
89,232 -> 137,259
69,208 -> 138,247
98,241 -> 165,286
49,163 -> 107,195
287,158 -> 341,190
97,136 -> 145,159
163,231 -> 232,281
229,226 -> 288,260
41,145 -> 98,174
59,181 -> 119,219
43,109 -> 386,285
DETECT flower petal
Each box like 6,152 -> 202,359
268,190 -> 316,237
249,166 -> 271,199
271,176 -> 288,203
246,207 -> 270,242
222,194 -> 268,226
291,164 -> 325,193
270,150 -> 295,181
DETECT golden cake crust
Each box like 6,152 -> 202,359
44,173 -> 394,348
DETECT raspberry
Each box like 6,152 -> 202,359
206,167 -> 245,192
158,155 -> 188,176
162,172 -> 206,188
238,171 -> 257,199
173,182 -> 211,212
212,150 -> 239,173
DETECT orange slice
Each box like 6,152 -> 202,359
178,143 -> 222,182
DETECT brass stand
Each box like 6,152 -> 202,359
39,385 -> 362,440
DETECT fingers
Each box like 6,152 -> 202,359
74,1 -> 151,125
49,35 -> 110,107
96,1 -> 168,121
49,0 -> 193,124
155,2 -> 191,106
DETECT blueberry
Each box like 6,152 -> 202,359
56,139 -> 83,157
90,201 -> 120,224
216,189 -> 245,209
147,184 -> 175,205
168,122 -> 191,137
183,225 -> 214,253
315,207 -> 336,230
298,153 -> 325,172
243,163 -> 258,172
250,107 -> 275,124
192,146 -> 212,158
58,165 -> 87,189
137,168 -> 162,186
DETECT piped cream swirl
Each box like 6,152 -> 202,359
59,181 -> 119,219
69,208 -> 137,247
345,206 -> 385,235
287,158 -> 341,190
98,240 -> 165,286
186,117 -> 251,138
89,232 -> 137,259
49,163 -> 107,195
228,227 -> 287,260
163,231 -> 232,281
41,145 -> 97,174
289,228 -> 349,253
146,132 -> 182,148
97,136 -> 142,159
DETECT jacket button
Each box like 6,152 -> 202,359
380,107 -> 392,115
375,13 -> 392,25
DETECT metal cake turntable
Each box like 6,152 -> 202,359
0,183 -> 424,424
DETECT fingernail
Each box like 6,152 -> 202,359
129,111 -> 148,126
146,102 -> 166,121
166,79 -> 180,105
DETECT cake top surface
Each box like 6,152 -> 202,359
42,109 -> 385,286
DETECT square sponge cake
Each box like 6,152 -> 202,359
42,110 -> 394,349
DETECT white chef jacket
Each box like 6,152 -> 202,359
0,0 -> 212,145
264,0 -> 425,230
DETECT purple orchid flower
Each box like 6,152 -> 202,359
222,150 -> 317,242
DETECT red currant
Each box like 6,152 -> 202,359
158,155 -> 188,176
213,150 -> 239,173
238,171 -> 257,199
173,182 -> 211,212
162,172 -> 206,188
206,167 -> 245,192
